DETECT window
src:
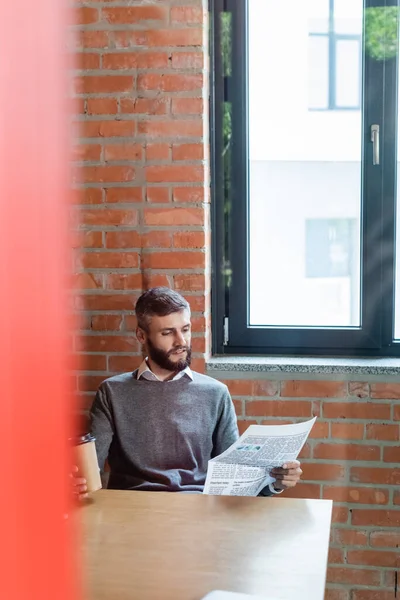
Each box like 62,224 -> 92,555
211,0 -> 400,356
309,0 -> 362,110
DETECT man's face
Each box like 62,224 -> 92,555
138,309 -> 192,372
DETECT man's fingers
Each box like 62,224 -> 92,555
271,467 -> 303,477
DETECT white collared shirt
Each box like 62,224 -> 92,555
137,358 -> 193,382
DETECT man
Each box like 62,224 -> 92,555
80,287 -> 302,496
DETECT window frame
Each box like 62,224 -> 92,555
210,0 -> 400,357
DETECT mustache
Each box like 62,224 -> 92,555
168,346 -> 188,356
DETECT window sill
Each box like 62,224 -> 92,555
206,356 -> 400,381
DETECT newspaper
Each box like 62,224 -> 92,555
203,417 -> 316,496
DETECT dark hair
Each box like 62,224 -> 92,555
135,287 -> 190,332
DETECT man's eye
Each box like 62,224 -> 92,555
162,331 -> 171,336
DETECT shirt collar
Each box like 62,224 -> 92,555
137,358 -> 193,382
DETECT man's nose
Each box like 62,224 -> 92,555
175,331 -> 186,346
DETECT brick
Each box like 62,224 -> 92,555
351,467 -> 400,485
173,143 -> 204,161
74,7 -> 98,25
172,98 -> 203,115
144,207 -> 203,226
138,120 -> 202,138
370,382 -> 400,398
75,294 -> 137,312
124,316 -> 138,331
81,335 -> 138,353
105,274 -> 142,291
394,404 -> 400,420
245,400 -> 312,418
351,509 -> 400,527
173,231 -> 205,248
141,251 -> 205,270
191,316 -> 207,333
102,6 -> 167,24
237,420 -> 257,435
366,423 -> 399,440
395,490 -> 400,505
79,208 -> 137,226
77,31 -> 109,49
114,29 -> 202,49
173,186 -> 204,202
137,73 -> 203,92
323,486 -> 388,504
146,144 -> 170,161
146,187 -> 170,203
281,483 -> 320,499
328,548 -> 344,564
383,446 -> 400,462
87,98 -> 118,115
109,355 -> 142,373
72,143 -> 101,162
106,188 -> 142,204
314,443 -> 380,461
323,402 -> 391,420
78,375 -> 105,392
103,52 -> 169,70
324,590 -> 349,600
172,52 -> 203,69
75,52 -> 100,70
252,380 -> 279,396
308,421 -> 329,438
81,120 -> 135,138
76,75 -> 133,94
174,273 -> 205,292
223,380 -> 253,396
105,231 -> 141,249
281,381 -> 346,398
146,165 -> 204,183
347,549 -> 398,567
81,166 -> 136,184
332,506 -> 349,523
352,592 -> 398,600
331,423 -> 364,440
104,144 -> 142,162
77,251 -> 139,269
141,230 -> 171,248
71,230 -> 102,249
77,188 -> 102,205
79,354 -> 107,372
348,382 -> 370,398
326,567 -> 380,586
91,315 -> 122,332
370,531 -> 400,547
142,273 -> 171,289
333,529 -> 368,546
120,97 -> 168,115
72,273 -> 103,290
171,6 -> 203,24
301,463 -> 345,482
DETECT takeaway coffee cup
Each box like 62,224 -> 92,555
74,433 -> 102,493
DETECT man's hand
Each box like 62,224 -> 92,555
70,465 -> 88,500
270,460 -> 302,491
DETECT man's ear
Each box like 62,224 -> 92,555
136,327 -> 146,345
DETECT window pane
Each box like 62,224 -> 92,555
335,0 -> 363,34
248,0 -> 362,327
308,36 -> 329,109
308,0 -> 329,33
336,40 -> 360,108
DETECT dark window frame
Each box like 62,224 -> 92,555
210,0 -> 400,357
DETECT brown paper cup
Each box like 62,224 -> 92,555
75,434 -> 102,493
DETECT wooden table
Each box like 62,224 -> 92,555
81,490 -> 332,600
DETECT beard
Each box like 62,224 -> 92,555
147,337 -> 192,373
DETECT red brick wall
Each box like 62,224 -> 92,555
221,378 -> 400,600
72,3 -> 400,599
72,0 -> 210,412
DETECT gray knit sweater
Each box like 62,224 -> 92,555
90,370 -> 239,493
